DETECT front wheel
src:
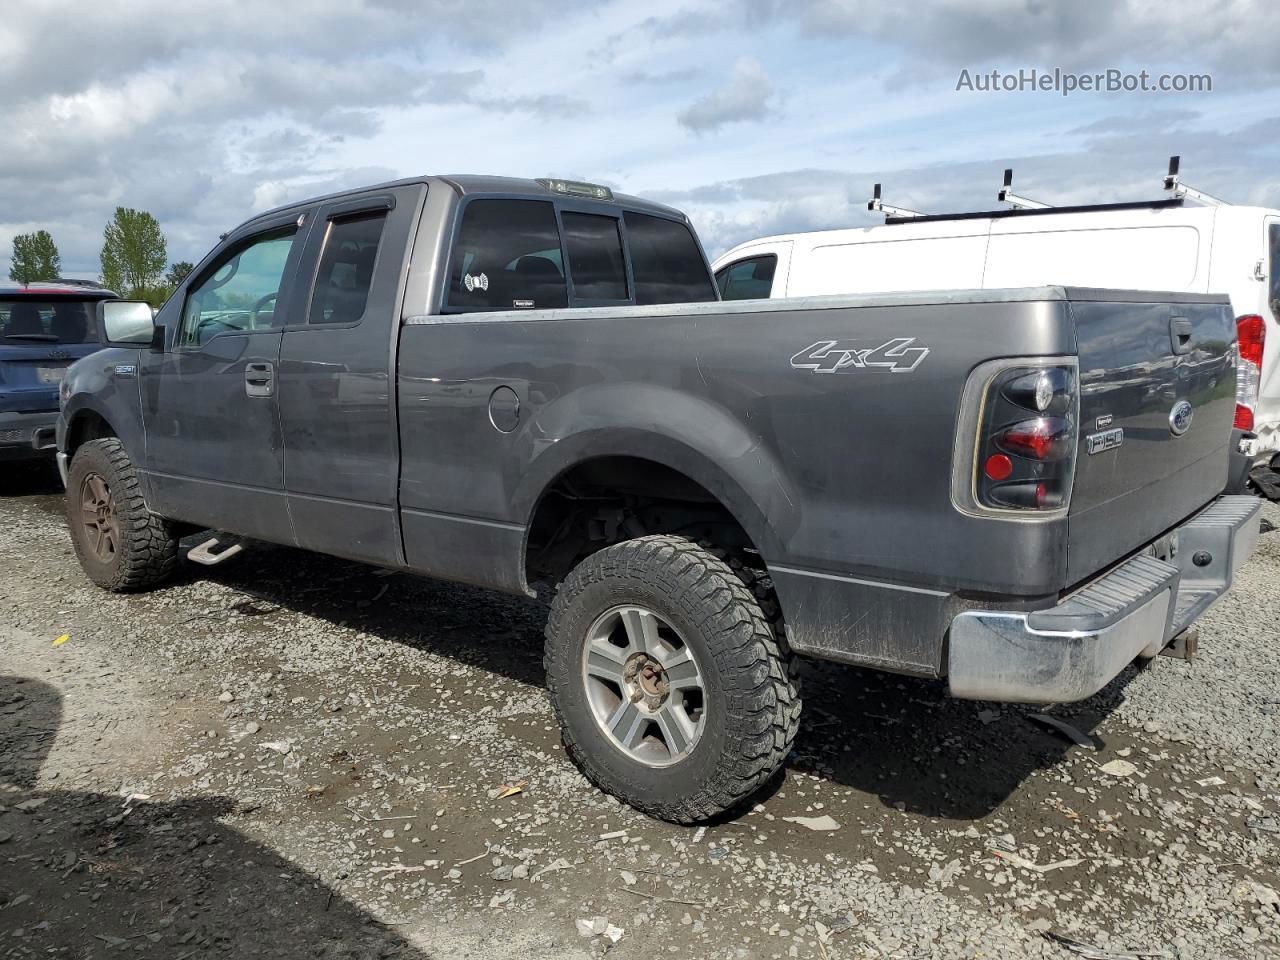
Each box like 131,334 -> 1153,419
544,535 -> 800,823
66,438 -> 178,592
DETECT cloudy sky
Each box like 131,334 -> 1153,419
3,0 -> 1279,280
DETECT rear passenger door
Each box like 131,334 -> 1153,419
276,184 -> 424,567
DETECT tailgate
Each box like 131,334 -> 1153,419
0,344 -> 77,413
1066,290 -> 1236,584
0,343 -> 101,413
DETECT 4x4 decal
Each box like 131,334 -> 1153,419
790,337 -> 929,374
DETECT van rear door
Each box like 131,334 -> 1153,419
1065,290 -> 1236,584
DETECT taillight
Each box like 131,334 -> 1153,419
1235,314 -> 1265,431
954,360 -> 1079,515
995,417 -> 1073,461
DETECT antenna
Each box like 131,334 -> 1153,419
1163,155 -> 1227,206
867,183 -> 924,220
997,169 -> 1049,210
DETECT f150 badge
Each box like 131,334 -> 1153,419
790,337 -> 929,374
1087,427 -> 1124,455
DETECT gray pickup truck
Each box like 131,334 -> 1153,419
57,174 -> 1261,822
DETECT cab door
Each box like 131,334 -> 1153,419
140,212 -> 312,543
276,184 -> 424,567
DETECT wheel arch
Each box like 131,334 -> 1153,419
63,407 -> 119,460
517,414 -> 800,588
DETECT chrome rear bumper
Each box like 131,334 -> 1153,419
948,495 -> 1261,703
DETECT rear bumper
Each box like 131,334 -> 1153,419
0,409 -> 59,460
948,495 -> 1261,703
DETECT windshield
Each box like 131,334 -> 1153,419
0,299 -> 98,344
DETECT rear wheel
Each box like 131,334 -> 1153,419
66,438 -> 178,592
544,535 -> 800,823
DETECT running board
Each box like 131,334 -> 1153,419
187,536 -> 245,567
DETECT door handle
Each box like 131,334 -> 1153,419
245,361 -> 274,398
1169,317 -> 1193,355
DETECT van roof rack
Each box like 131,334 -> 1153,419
1162,155 -> 1227,207
875,155 -> 1230,226
882,197 -> 1185,225
996,169 -> 1049,210
867,183 -> 925,220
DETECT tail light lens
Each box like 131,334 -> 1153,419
1235,314 -> 1265,431
995,417 -> 1073,461
953,360 -> 1079,515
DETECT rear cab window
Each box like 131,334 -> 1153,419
443,196 -> 716,313
624,212 -> 717,305
561,212 -> 628,302
446,200 -> 568,312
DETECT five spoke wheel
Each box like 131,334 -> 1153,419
79,472 -> 119,562
581,605 -> 706,767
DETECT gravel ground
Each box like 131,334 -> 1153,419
1,465 -> 1278,960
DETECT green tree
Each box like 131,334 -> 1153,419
164,261 -> 194,290
99,207 -> 167,300
8,230 -> 61,285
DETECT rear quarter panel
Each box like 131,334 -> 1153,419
397,294 -> 1076,673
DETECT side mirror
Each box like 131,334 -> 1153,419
98,300 -> 156,346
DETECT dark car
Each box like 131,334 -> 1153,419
1,280 -> 116,463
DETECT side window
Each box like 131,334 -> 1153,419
1269,223 -> 1279,322
718,255 -> 777,301
180,228 -> 298,346
561,212 -> 627,301
446,200 -> 567,311
309,212 -> 387,325
624,212 -> 717,305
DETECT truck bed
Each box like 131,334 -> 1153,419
398,285 -> 1234,676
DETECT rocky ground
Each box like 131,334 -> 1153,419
1,464 -> 1278,959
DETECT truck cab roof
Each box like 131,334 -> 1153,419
233,174 -> 689,238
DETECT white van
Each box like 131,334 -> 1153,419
712,200 -> 1280,492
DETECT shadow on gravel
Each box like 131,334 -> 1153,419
185,540 -> 552,689
175,541 -> 1140,824
0,674 -> 430,959
788,658 -> 1135,820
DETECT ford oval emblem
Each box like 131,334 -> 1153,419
1169,400 -> 1193,436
